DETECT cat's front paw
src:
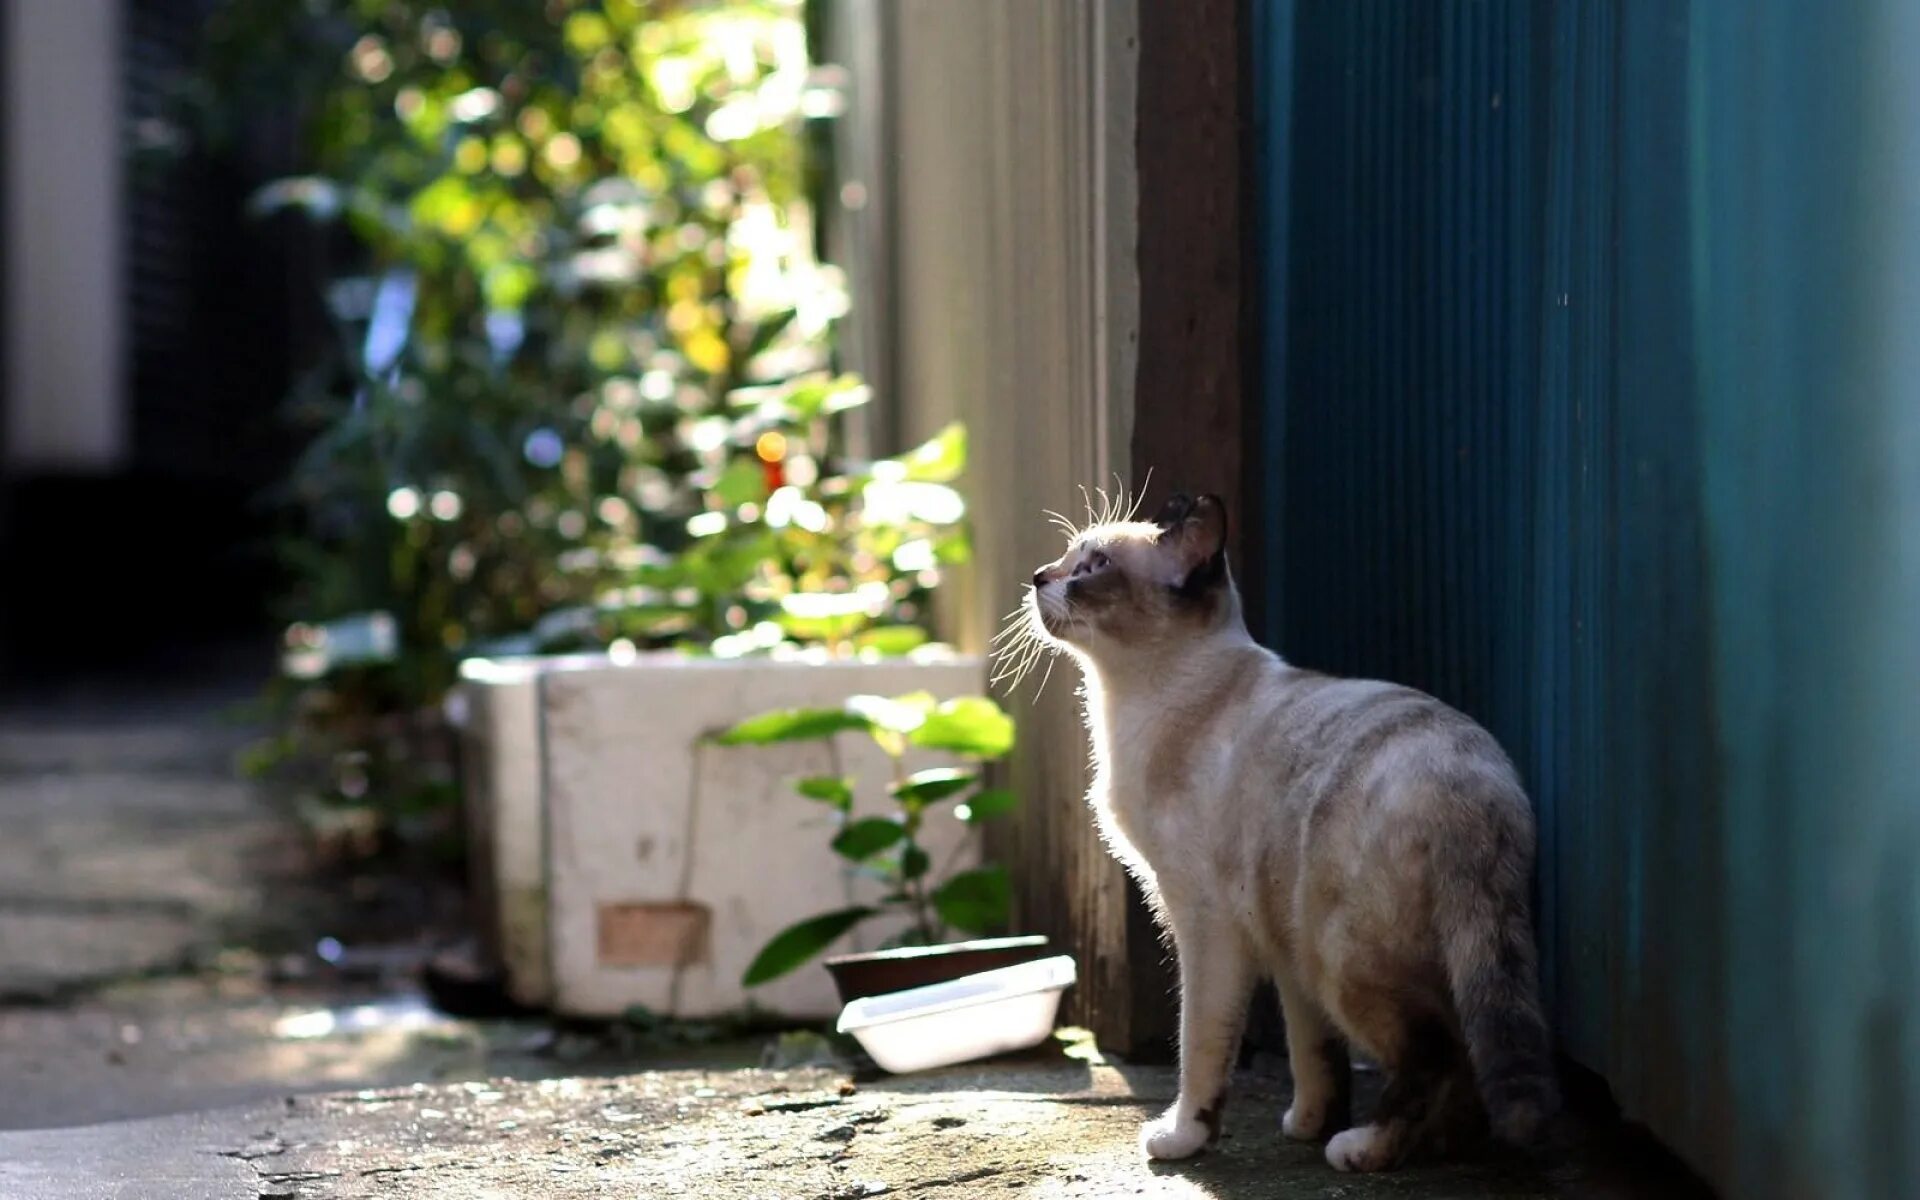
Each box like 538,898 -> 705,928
1141,1110 -> 1211,1161
1282,1099 -> 1329,1141
1325,1124 -> 1397,1173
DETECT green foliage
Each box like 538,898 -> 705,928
959,787 -> 1016,823
716,693 -> 1021,985
889,767 -> 978,807
909,697 -> 1017,758
931,867 -> 1011,935
831,817 -> 905,861
794,775 -> 853,810
712,706 -> 871,746
200,2 -> 972,830
741,906 -> 875,988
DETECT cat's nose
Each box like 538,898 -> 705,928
1032,569 -> 1049,588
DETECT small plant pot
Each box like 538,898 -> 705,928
822,935 -> 1052,1004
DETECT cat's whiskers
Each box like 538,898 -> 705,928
1123,468 -> 1154,523
989,595 -> 1047,691
989,587 -> 1066,695
1043,508 -> 1083,540
1032,646 -> 1061,700
991,634 -> 1045,692
1105,473 -> 1132,525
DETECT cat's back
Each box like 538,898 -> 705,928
1250,668 -> 1521,798
1242,668 -> 1533,903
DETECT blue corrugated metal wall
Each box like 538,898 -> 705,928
1255,3 -> 1920,1197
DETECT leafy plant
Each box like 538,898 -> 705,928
196,2 -> 971,831
713,692 -> 1018,986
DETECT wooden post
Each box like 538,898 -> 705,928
854,0 -> 1255,1061
1122,0 -> 1258,1059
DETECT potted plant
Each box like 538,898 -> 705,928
452,399 -> 980,1019
712,691 -> 1046,1003
209,3 -> 988,1016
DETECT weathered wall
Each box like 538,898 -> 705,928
836,0 -> 1149,1049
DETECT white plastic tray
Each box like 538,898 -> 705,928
835,955 -> 1078,1073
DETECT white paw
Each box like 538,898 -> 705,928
1281,1100 -> 1326,1141
1141,1110 -> 1211,1161
1325,1124 -> 1395,1173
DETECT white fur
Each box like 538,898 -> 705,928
1142,1109 -> 1212,1161
1326,1124 -> 1396,1173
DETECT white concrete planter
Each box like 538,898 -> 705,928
454,652 -> 985,1020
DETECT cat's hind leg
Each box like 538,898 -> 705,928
1427,1057 -> 1490,1157
1323,1009 -> 1454,1173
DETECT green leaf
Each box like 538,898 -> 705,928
845,691 -> 934,759
890,767 -> 978,807
563,10 -> 613,52
712,456 -> 770,507
795,776 -> 853,811
909,697 -> 1016,759
677,529 -> 778,595
779,377 -> 831,421
713,707 -> 870,745
852,625 -> 929,657
821,377 -> 873,414
784,373 -> 871,423
743,308 -> 798,362
775,592 -> 871,644
894,421 -> 967,483
932,866 -> 1010,935
960,787 -> 1016,822
900,843 -> 931,881
832,817 -> 905,861
742,906 -> 873,987
844,692 -> 934,735
775,610 -> 871,644
483,261 -> 538,312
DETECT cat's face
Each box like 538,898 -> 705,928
1024,492 -> 1231,658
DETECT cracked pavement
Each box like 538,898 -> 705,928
0,1059 -> 1543,1200
0,1054 -> 1710,1199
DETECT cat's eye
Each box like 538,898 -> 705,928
1087,550 -> 1110,570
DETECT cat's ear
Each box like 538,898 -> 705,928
1157,493 -> 1228,592
1152,493 -> 1196,530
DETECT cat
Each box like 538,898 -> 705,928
1004,490 -> 1559,1173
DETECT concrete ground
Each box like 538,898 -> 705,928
1,1049 -> 1711,1200
0,678 -> 1709,1199
0,694 -> 287,1007
0,679 -> 771,1133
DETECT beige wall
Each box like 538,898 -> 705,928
844,0 -> 1147,1041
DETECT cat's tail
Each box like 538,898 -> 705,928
1437,846 -> 1561,1147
